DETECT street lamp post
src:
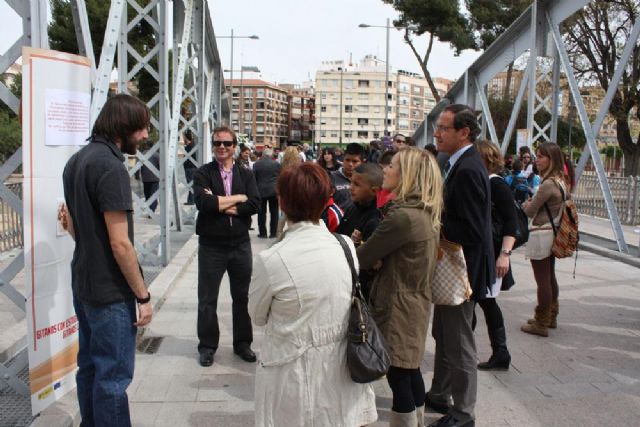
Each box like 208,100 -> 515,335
359,19 -> 393,137
217,30 -> 259,124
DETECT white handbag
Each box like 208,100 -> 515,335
432,239 -> 473,305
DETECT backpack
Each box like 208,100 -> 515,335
510,175 -> 530,204
513,201 -> 529,249
491,176 -> 529,249
545,182 -> 579,259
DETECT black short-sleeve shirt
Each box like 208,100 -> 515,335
63,137 -> 135,305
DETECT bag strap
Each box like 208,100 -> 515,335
333,233 -> 363,299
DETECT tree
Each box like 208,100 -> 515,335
0,73 -> 22,162
564,1 -> 640,176
382,0 -> 477,102
466,0 -> 533,100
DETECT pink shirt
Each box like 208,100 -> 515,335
218,163 -> 233,196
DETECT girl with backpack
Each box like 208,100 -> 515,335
474,140 -> 518,370
521,142 -> 570,337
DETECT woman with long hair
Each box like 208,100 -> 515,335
521,142 -> 568,336
356,148 -> 442,426
474,140 -> 518,370
318,147 -> 340,173
249,163 -> 377,426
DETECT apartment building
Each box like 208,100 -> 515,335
279,83 -> 315,144
314,55 -> 451,145
227,79 -> 289,148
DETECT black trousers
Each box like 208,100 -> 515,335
143,181 -> 159,212
197,242 -> 253,353
185,167 -> 195,204
386,366 -> 426,413
258,196 -> 279,237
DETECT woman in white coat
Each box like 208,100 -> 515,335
249,162 -> 377,427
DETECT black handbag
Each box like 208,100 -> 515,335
333,234 -> 391,383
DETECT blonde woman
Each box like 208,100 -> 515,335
276,146 -> 303,237
522,142 -> 567,337
356,147 -> 442,426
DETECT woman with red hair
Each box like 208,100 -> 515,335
249,162 -> 377,426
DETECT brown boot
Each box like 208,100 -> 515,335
521,306 -> 550,337
527,303 -> 558,328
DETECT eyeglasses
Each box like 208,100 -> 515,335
435,125 -> 455,132
213,140 -> 234,147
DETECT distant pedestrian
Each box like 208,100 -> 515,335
62,94 -> 153,426
193,126 -> 260,367
253,147 -> 280,238
183,130 -> 197,205
318,147 -> 340,173
140,145 -> 160,213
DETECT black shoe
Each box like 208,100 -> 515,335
249,227 -> 255,230
425,392 -> 448,415
477,351 -> 510,370
199,350 -> 214,367
428,414 -> 474,427
269,234 -> 277,238
257,234 -> 268,238
234,345 -> 257,362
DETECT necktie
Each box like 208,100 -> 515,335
443,161 -> 451,179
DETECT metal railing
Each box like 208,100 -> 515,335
0,182 -> 23,251
574,173 -> 640,225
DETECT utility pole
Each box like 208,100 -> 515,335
339,67 -> 343,147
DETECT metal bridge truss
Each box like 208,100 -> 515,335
0,0 -> 226,396
414,0 -> 639,254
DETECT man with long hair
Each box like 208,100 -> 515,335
62,94 -> 153,426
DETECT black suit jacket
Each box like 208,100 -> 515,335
442,145 -> 495,301
193,159 -> 259,246
252,156 -> 280,198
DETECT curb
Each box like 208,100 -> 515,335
578,239 -> 640,269
30,235 -> 199,427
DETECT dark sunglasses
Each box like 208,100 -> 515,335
213,140 -> 234,147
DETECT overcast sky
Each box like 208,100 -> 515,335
0,0 -> 481,85
210,0 -> 481,85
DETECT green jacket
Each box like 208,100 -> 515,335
357,196 -> 438,369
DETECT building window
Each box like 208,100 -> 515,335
357,131 -> 368,138
398,83 -> 409,93
344,131 -> 353,138
373,131 -> 380,139
345,105 -> 353,113
357,118 -> 369,125
358,93 -> 368,100
344,79 -> 354,89
321,131 -> 327,137
358,80 -> 370,88
330,132 -> 338,138
356,105 -> 369,113
321,106 -> 327,112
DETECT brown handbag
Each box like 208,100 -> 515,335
432,238 -> 473,305
334,234 -> 391,384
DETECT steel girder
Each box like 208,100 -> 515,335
412,0 -> 637,253
0,0 -> 49,396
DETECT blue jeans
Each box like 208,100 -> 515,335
73,296 -> 137,427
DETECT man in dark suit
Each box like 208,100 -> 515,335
252,148 -> 280,238
193,126 -> 260,367
426,105 -> 495,427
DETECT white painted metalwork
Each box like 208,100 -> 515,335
413,0 -> 637,253
0,0 -> 227,395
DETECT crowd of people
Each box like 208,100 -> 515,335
60,93 -> 576,427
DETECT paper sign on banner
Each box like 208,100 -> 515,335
45,89 -> 90,146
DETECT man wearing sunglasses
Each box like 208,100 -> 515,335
192,126 -> 260,367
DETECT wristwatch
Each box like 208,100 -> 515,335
501,248 -> 512,256
136,292 -> 151,304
